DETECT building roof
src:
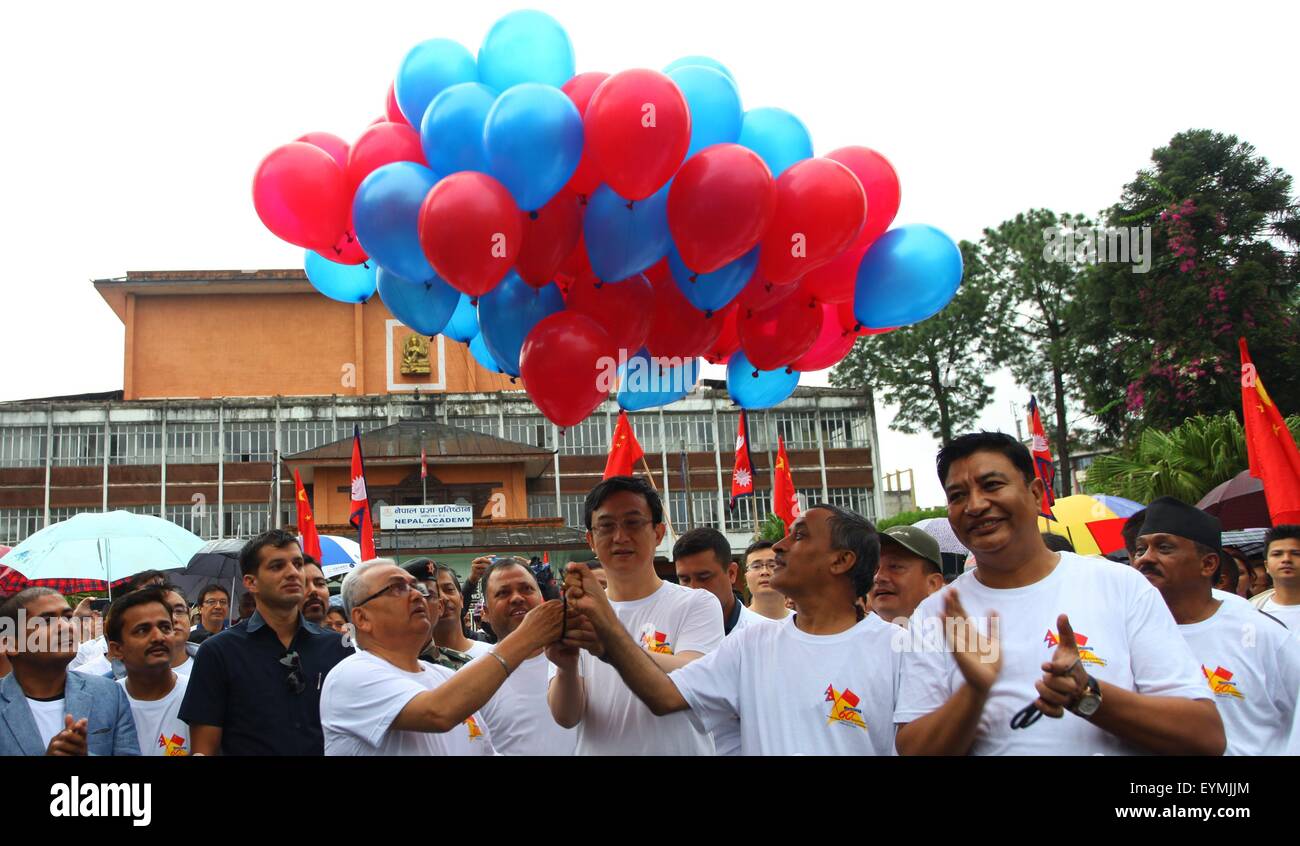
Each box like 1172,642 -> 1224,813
285,419 -> 554,477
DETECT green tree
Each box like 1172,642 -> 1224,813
1072,129 -> 1300,439
982,209 -> 1091,495
1083,412 -> 1300,503
831,241 -> 998,446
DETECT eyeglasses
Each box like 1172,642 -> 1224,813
592,517 -> 653,537
279,651 -> 305,695
355,578 -> 430,608
202,599 -> 229,608
748,560 -> 776,572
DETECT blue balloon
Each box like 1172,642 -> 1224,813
478,10 -> 574,90
376,268 -> 460,336
668,246 -> 758,315
420,82 -> 497,176
477,273 -> 565,377
584,183 -> 672,282
726,350 -> 800,410
617,348 -> 700,411
667,66 -> 742,158
353,162 -> 440,284
395,39 -> 479,128
484,83 -> 583,211
444,294 -> 480,343
738,108 -> 812,178
663,56 -> 735,83
469,331 -> 507,374
853,225 -> 964,328
304,252 -> 376,304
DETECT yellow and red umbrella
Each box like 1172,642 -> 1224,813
1037,494 -> 1143,556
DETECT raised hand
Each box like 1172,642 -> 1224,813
1033,613 -> 1089,718
510,599 -> 566,656
942,588 -> 1002,696
564,562 -> 613,629
46,715 -> 88,756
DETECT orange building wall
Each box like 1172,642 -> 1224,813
313,462 -> 530,526
126,292 -> 514,399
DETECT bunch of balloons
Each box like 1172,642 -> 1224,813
252,10 -> 963,427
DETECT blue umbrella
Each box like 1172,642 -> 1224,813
312,535 -> 362,579
3,511 -> 206,597
1090,494 -> 1144,518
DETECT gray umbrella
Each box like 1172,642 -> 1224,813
166,538 -> 248,615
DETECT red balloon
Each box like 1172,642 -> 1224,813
559,229 -> 592,278
561,72 -> 610,197
799,246 -> 866,305
736,269 -> 801,315
253,142 -> 350,251
385,82 -> 410,127
565,269 -> 654,352
758,158 -> 867,285
345,121 -> 425,195
790,304 -> 858,371
296,132 -> 350,170
584,69 -> 691,201
826,146 -> 900,250
516,192 -> 583,287
521,313 -> 618,427
418,172 -> 522,298
703,304 -> 741,364
739,297 -> 823,371
836,300 -> 897,337
668,144 -> 776,274
644,260 -> 724,358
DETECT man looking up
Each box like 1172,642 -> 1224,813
107,588 -> 191,756
321,559 -> 564,756
471,559 -> 578,755
301,557 -> 331,626
564,505 -> 901,755
179,529 -> 352,756
743,541 -> 789,621
674,527 -> 764,636
548,476 -> 724,755
1136,498 -> 1300,755
894,432 -> 1223,756
0,588 -> 138,756
868,526 -> 945,626
1250,525 -> 1300,627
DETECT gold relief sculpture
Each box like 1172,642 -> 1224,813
400,334 -> 431,375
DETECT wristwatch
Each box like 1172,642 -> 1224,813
1070,674 -> 1102,717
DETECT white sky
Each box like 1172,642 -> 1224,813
2,0 -> 1296,507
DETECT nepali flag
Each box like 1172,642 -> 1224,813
1027,395 -> 1056,519
420,445 -> 428,480
293,469 -> 323,563
349,425 -> 376,560
729,411 -> 755,509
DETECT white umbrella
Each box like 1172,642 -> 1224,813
913,517 -> 970,555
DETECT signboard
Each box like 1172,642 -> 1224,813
379,504 -> 474,530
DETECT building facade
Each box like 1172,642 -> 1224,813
0,270 -> 885,570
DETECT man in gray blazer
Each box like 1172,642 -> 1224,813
0,587 -> 139,756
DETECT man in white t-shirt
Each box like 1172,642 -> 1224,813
1136,497 -> 1300,755
547,476 -> 724,755
108,588 -> 191,755
469,558 -> 577,755
894,431 -> 1224,756
743,541 -> 790,622
160,588 -> 197,678
1251,526 -> 1300,629
320,559 -> 564,756
565,504 -> 900,756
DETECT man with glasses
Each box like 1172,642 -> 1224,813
743,541 -> 789,621
547,476 -> 724,755
179,529 -> 352,755
188,584 -> 231,645
321,559 -> 565,756
160,587 -> 198,677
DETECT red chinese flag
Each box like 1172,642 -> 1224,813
773,435 -> 801,531
420,446 -> 428,480
349,425 -> 376,560
603,411 -> 645,479
293,469 -> 323,563
730,411 -> 755,509
1240,338 -> 1300,524
1028,395 -> 1056,518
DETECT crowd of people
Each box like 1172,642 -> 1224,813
2,431 -> 1299,756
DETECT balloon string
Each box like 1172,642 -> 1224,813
625,200 -> 635,211
529,211 -> 539,221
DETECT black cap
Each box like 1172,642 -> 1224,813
1139,496 -> 1222,551
402,558 -> 438,582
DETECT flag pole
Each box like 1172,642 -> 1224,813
640,456 -> 676,539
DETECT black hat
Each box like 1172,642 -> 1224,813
1139,496 -> 1222,551
402,558 -> 438,582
